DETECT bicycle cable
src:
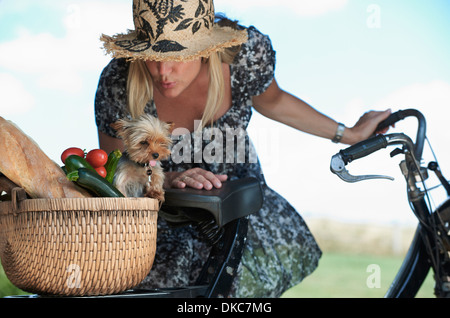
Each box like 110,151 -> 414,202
405,156 -> 441,279
413,136 -> 448,287
425,137 -> 450,191
425,136 -> 447,226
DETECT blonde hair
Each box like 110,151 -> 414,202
126,48 -> 237,130
127,59 -> 153,119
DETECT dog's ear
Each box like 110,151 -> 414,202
165,121 -> 175,134
110,121 -> 120,131
110,120 -> 126,132
110,120 -> 129,139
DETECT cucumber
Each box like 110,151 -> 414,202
65,155 -> 96,173
104,149 -> 122,183
67,168 -> 124,197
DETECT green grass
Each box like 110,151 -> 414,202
0,264 -> 29,298
282,252 -> 435,298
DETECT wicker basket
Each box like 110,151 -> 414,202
0,187 -> 159,296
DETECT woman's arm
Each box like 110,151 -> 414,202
252,79 -> 391,145
98,130 -> 125,154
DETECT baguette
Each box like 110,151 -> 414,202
0,116 -> 90,199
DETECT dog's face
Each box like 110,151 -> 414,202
111,114 -> 172,165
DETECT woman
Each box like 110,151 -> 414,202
95,0 -> 391,297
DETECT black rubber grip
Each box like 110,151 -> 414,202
339,134 -> 388,164
376,110 -> 407,132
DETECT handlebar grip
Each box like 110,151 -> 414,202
339,134 -> 388,164
376,110 -> 407,132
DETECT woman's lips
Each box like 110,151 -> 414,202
160,81 -> 176,89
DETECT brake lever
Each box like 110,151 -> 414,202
330,154 -> 394,183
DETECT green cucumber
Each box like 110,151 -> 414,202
67,168 -> 124,197
104,149 -> 122,183
65,155 -> 96,173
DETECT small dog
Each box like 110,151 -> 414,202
111,114 -> 172,202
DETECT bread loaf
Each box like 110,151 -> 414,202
0,117 -> 90,198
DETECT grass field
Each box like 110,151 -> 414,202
281,218 -> 435,298
0,264 -> 29,298
281,252 -> 435,298
0,218 -> 438,298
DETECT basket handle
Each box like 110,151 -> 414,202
11,187 -> 27,213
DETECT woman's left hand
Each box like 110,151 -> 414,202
347,109 -> 392,144
165,168 -> 228,190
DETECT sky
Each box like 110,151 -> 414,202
1,0 -> 449,225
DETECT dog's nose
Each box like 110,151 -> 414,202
152,153 -> 159,159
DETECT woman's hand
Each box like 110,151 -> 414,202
164,168 -> 228,190
345,109 -> 392,144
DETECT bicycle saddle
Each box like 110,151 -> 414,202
159,177 -> 263,228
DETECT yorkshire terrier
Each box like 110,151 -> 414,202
111,114 -> 172,202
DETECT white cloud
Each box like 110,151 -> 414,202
373,80 -> 450,159
37,70 -> 83,94
215,0 -> 349,17
0,73 -> 35,115
0,1 -> 131,94
374,80 -> 450,116
0,31 -> 89,94
341,80 -> 450,139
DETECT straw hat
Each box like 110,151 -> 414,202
101,0 -> 248,62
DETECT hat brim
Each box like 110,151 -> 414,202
101,25 -> 248,62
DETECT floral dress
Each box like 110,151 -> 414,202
95,26 -> 322,298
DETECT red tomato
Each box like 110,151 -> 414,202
85,149 -> 108,168
61,147 -> 85,164
95,166 -> 107,178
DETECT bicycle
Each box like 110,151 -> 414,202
330,108 -> 450,298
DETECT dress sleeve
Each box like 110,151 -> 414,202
233,26 -> 276,97
94,58 -> 130,138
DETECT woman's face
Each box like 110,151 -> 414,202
145,59 -> 203,99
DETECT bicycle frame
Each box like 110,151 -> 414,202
331,109 -> 450,298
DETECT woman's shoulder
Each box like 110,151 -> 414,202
230,25 -> 276,96
95,58 -> 129,121
245,25 -> 272,45
233,25 -> 275,66
99,58 -> 129,79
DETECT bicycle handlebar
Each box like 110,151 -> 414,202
343,109 -> 426,164
331,109 -> 426,182
376,109 -> 426,160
